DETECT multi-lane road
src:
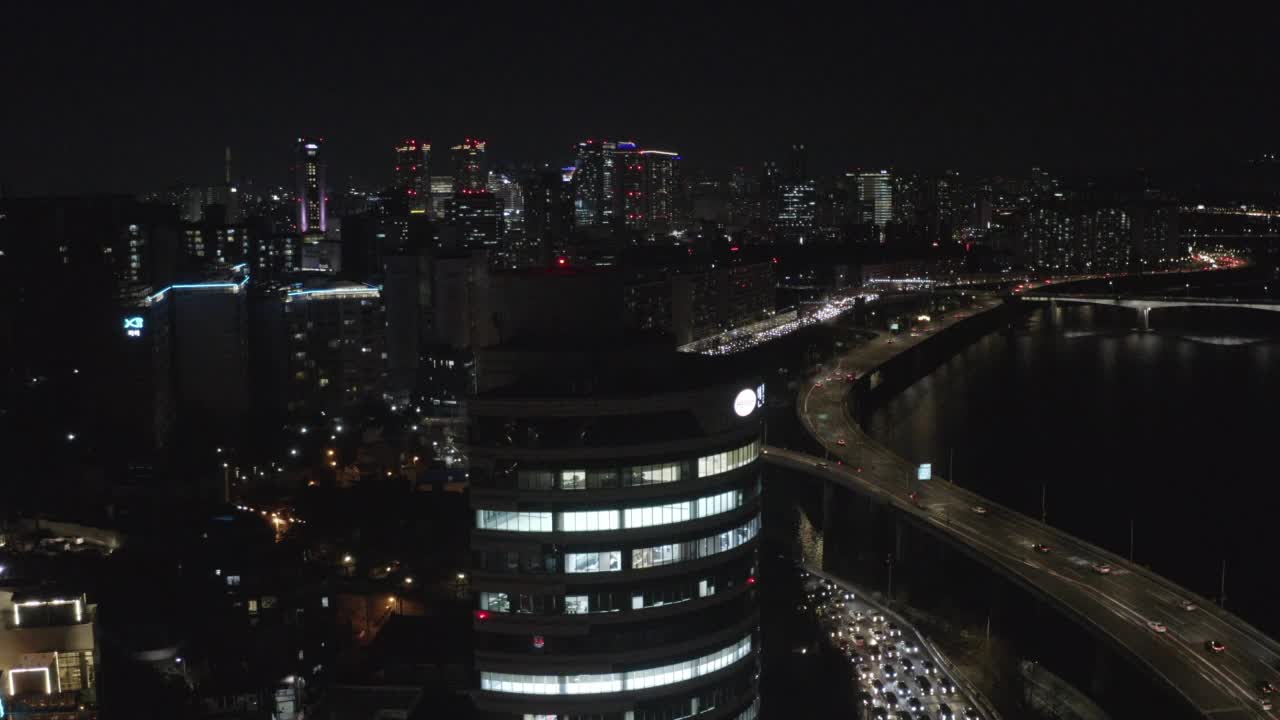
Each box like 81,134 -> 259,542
764,296 -> 1280,719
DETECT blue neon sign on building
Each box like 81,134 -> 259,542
124,315 -> 144,338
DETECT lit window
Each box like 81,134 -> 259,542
481,635 -> 752,695
226,575 -> 241,586
480,592 -> 511,612
563,596 -> 589,614
565,551 -> 621,574
559,510 -> 620,532
696,440 -> 760,478
476,511 -> 552,532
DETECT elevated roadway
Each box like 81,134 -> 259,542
765,296 -> 1280,719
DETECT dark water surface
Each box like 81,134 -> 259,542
862,303 -> 1280,636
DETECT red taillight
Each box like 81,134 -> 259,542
747,576 -> 757,586
474,610 -> 490,621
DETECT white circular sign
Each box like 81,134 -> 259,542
733,388 -> 758,417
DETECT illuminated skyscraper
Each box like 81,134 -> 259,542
470,276 -> 762,720
393,138 -> 431,214
452,138 -> 488,193
856,170 -> 894,227
295,137 -> 327,234
617,141 -> 644,227
641,150 -> 682,228
573,139 -> 619,227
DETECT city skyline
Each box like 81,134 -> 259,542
4,6 -> 1280,720
6,6 -> 1280,194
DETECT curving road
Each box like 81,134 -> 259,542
766,296 -> 1280,719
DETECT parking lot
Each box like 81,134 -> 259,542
798,566 -> 991,720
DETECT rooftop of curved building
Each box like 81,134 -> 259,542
476,340 -> 762,398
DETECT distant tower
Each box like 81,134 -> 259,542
296,137 -> 327,234
788,143 -> 808,182
451,138 -> 487,193
857,170 -> 894,227
394,138 -> 431,214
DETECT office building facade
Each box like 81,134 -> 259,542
470,345 -> 762,720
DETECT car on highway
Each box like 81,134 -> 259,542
899,640 -> 919,654
938,678 -> 956,695
963,707 -> 981,719
858,664 -> 873,680
1180,599 -> 1197,611
887,622 -> 903,637
1146,620 -> 1167,633
814,382 -> 823,388
1261,697 -> 1274,712
872,710 -> 890,720
871,678 -> 886,695
937,704 -> 954,719
1091,563 -> 1113,575
971,505 -> 988,515
836,438 -> 847,446
846,373 -> 857,382
907,697 -> 924,713
854,634 -> 867,647
916,676 -> 932,695
1257,680 -> 1276,694
921,658 -> 937,675
1032,543 -> 1051,554
913,714 -> 930,720
883,692 -> 899,708
1204,640 -> 1226,653
899,657 -> 914,672
883,664 -> 898,679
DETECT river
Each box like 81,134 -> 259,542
861,300 -> 1280,637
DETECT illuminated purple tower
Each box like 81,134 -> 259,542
296,137 -> 327,234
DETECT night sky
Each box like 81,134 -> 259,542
4,4 -> 1278,194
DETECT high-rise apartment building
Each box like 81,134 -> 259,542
573,139 -> 619,227
641,150 -> 681,229
295,137 -> 327,235
276,280 -> 386,414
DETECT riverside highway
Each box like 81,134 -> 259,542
763,295 -> 1280,719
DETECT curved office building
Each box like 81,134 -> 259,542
470,345 -> 763,720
